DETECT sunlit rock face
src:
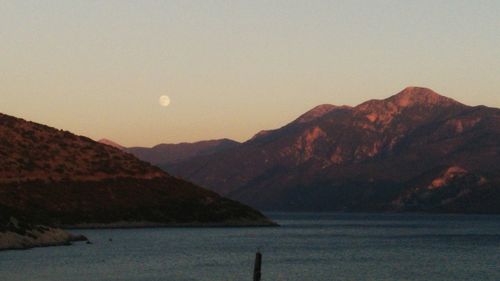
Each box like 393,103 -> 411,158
394,166 -> 493,213
166,87 -> 500,213
429,166 -> 468,190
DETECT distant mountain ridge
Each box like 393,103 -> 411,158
166,87 -> 500,213
98,138 -> 124,150
124,139 -> 240,165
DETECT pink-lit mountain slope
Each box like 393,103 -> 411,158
166,87 -> 500,213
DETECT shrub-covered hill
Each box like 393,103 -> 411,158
0,112 -> 275,231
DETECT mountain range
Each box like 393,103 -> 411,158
123,139 -> 240,166
156,87 -> 500,213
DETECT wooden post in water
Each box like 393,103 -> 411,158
253,252 -> 262,281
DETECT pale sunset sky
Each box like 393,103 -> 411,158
1,0 -> 499,146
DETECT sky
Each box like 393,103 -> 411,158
1,0 -> 499,147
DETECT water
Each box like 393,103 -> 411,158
1,213 -> 499,281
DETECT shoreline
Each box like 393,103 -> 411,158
63,220 -> 279,229
1,220 -> 277,251
0,228 -> 87,252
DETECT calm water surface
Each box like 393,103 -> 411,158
1,213 -> 499,281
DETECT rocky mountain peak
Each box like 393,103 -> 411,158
387,87 -> 461,107
353,87 -> 465,125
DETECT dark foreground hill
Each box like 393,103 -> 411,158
167,87 -> 500,213
0,113 -> 274,249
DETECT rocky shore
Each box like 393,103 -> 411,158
0,207 -> 275,251
0,215 -> 88,251
1,219 -> 277,251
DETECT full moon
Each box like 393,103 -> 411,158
159,95 -> 170,107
